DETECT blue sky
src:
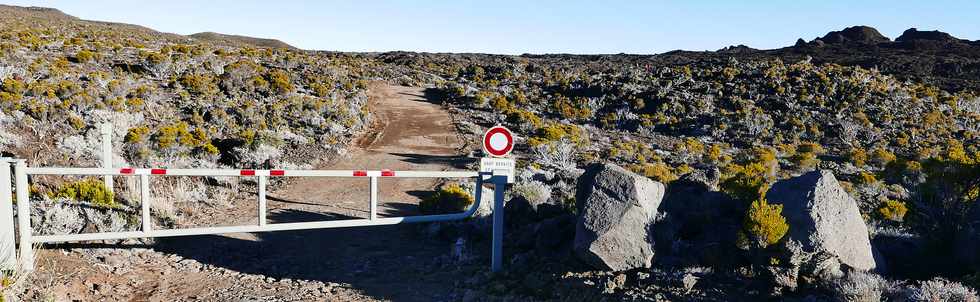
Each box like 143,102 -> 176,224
4,1 -> 979,54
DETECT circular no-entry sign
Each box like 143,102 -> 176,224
483,126 -> 514,157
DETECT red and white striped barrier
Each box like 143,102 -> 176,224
24,167 -> 478,178
3,162 -> 506,272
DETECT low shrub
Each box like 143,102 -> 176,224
790,141 -> 824,171
512,180 -> 552,205
419,184 -> 474,214
908,278 -> 978,302
179,73 -> 219,96
53,178 -> 115,207
630,162 -> 678,183
721,161 -> 771,202
850,147 -> 869,167
267,69 -> 293,95
740,198 -> 789,248
878,199 -> 908,222
857,171 -> 877,185
75,49 -> 96,62
871,147 -> 897,168
528,123 -> 586,147
124,126 -> 151,143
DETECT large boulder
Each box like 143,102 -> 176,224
955,204 -> 980,272
574,163 -> 665,271
766,170 -> 876,271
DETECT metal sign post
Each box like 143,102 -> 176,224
481,126 -> 514,272
490,174 -> 507,272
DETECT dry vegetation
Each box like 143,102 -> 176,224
1,4 -> 979,301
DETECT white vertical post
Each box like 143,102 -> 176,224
0,159 -> 15,270
140,174 -> 151,233
258,175 -> 267,226
14,160 -> 32,272
369,176 -> 378,220
100,123 -> 113,193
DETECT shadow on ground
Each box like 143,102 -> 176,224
148,209 -> 465,301
394,88 -> 445,106
389,152 -> 474,170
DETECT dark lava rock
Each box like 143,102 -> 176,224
655,176 -> 741,267
896,28 -> 962,43
954,204 -> 980,272
819,25 -> 890,44
718,44 -> 757,54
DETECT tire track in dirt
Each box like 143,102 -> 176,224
267,84 -> 467,219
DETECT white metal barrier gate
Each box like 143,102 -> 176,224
0,160 -> 509,273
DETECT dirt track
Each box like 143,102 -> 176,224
22,85 -> 480,301
267,84 -> 468,220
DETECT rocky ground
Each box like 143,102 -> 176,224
2,4 -> 980,302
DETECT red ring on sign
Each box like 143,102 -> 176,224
483,126 -> 513,157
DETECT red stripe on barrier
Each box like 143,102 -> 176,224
381,169 -> 394,177
119,168 -> 134,174
353,170 -> 367,177
240,170 -> 255,176
150,169 -> 167,175
270,170 -> 285,176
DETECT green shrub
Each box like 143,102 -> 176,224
721,162 -> 771,202
528,123 -> 586,147
490,95 -> 511,112
1,78 -> 25,95
67,114 -> 85,130
179,73 -> 218,96
124,126 -> 150,143
200,142 -> 219,155
849,147 -> 868,167
75,50 -> 96,62
740,198 -> 789,248
878,199 -> 908,222
154,122 -> 201,149
506,109 -> 542,128
310,82 -> 331,97
857,171 -> 877,185
53,178 -> 115,207
267,70 -> 293,95
419,184 -> 474,214
871,147 -> 897,168
790,141 -> 823,170
630,162 -> 678,183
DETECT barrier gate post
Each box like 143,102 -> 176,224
14,160 -> 32,272
0,159 -> 15,270
491,174 -> 507,272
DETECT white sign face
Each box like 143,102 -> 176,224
480,157 -> 515,183
482,126 -> 514,157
